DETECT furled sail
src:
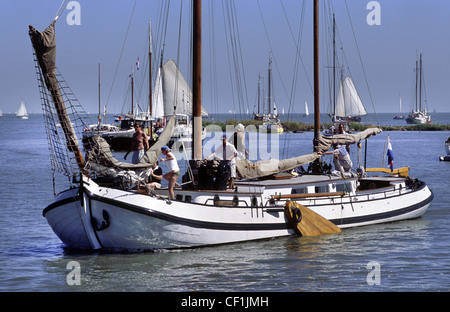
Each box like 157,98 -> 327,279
29,21 -> 84,169
162,59 -> 208,116
236,128 -> 381,179
335,76 -> 367,118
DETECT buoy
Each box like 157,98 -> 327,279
284,201 -> 341,236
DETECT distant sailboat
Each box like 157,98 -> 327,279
16,100 -> 29,119
259,54 -> 283,134
304,101 -> 309,117
334,76 -> 367,123
406,53 -> 431,124
0,109 -> 3,117
393,96 -> 404,120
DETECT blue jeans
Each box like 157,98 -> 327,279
132,149 -> 145,164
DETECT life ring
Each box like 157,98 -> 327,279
284,201 -> 303,226
293,207 -> 302,224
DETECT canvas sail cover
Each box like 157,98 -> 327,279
236,127 -> 381,179
236,153 -> 320,180
162,59 -> 208,116
29,22 -> 83,166
335,76 -> 367,118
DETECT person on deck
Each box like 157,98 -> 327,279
321,143 -> 353,174
229,123 -> 249,159
145,161 -> 163,192
159,145 -> 180,200
124,122 -> 149,164
206,134 -> 238,189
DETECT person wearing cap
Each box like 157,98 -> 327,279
206,134 -> 238,189
159,145 -> 180,200
124,122 -> 149,164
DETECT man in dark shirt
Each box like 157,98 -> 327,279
145,161 -> 163,192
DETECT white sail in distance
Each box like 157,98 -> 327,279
335,77 -> 367,118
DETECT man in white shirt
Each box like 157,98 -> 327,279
321,143 -> 353,173
206,134 -> 238,189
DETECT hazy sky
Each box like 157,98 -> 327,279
1,0 -> 449,116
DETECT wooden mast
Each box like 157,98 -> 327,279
313,0 -> 320,152
149,21 -> 153,138
98,63 -> 101,126
192,0 -> 202,159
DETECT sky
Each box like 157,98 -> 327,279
1,0 -> 450,116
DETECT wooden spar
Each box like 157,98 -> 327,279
365,167 -> 409,177
131,67 -> 134,115
192,0 -> 202,160
272,192 -> 346,200
313,0 -> 320,153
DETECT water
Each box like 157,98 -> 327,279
0,113 -> 449,293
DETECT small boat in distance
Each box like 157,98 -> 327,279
393,96 -> 404,120
439,137 -> 450,161
16,100 -> 29,119
406,53 -> 431,124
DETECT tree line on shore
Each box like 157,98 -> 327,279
203,119 -> 450,132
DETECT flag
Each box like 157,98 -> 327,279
136,57 -> 140,70
387,137 -> 394,172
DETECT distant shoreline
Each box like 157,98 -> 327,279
203,119 -> 450,132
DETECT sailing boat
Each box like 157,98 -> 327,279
304,101 -> 309,117
0,109 -> 3,117
328,15 -> 367,125
82,64 -> 119,145
334,75 -> 367,122
16,100 -> 29,119
100,66 -> 155,151
406,53 -> 431,124
259,54 -> 284,134
393,96 -> 405,120
253,73 -> 265,121
31,0 -> 432,251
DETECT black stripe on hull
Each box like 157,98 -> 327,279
43,185 -> 434,233
330,189 -> 434,226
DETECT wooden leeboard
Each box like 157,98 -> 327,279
285,201 -> 341,236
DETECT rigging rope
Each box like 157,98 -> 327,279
344,0 -> 378,124
105,0 -> 138,111
55,0 -> 70,21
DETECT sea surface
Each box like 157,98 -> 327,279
0,113 -> 449,294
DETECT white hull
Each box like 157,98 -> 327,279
169,123 -> 206,152
259,123 -> 284,134
43,174 -> 433,251
405,116 -> 429,124
405,110 -> 431,125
